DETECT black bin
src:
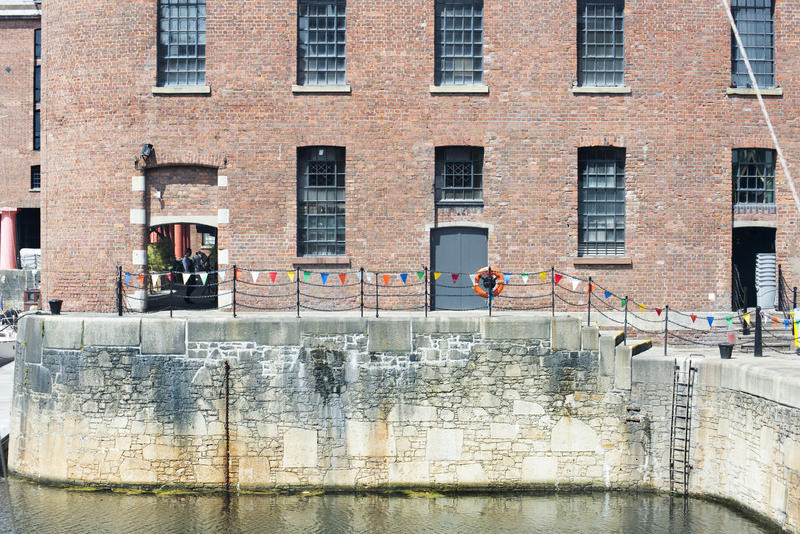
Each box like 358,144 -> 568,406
49,299 -> 63,315
718,342 -> 733,359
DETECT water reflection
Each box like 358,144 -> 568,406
0,479 -> 777,534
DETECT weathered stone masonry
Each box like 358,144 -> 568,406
10,314 -> 800,532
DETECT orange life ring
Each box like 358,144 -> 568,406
473,267 -> 505,298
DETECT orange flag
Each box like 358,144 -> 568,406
339,273 -> 347,285
383,274 -> 391,286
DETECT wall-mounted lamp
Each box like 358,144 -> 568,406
154,189 -> 162,200
141,144 -> 154,160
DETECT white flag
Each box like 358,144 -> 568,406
199,272 -> 208,285
366,272 -> 374,283
571,278 -> 580,291
251,271 -> 260,283
150,274 -> 159,286
182,272 -> 191,284
356,271 -> 362,282
218,270 -> 227,282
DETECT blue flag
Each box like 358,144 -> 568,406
504,273 -> 512,283
320,273 -> 329,285
604,291 -> 612,299
707,316 -> 714,327
124,273 -> 131,286
400,273 -> 408,284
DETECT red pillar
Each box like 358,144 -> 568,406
0,208 -> 18,269
173,223 -> 184,260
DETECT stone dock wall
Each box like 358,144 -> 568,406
8,314 -> 800,532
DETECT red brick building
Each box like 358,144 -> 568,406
0,1 -> 40,270
39,0 -> 800,312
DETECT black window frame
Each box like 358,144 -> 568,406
733,148 -> 775,205
297,0 -> 347,86
577,0 -> 625,88
731,0 -> 774,89
435,146 -> 484,205
578,147 -> 626,257
434,0 -> 484,87
30,165 -> 41,190
157,0 -> 207,87
33,29 -> 41,152
297,146 -> 346,257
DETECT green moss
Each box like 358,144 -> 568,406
400,490 -> 446,499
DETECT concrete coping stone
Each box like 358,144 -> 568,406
411,316 -> 483,334
301,317 -> 367,336
141,318 -> 186,355
83,317 -> 141,347
695,357 -> 800,411
42,316 -> 84,350
480,316 -> 550,340
550,316 -> 581,351
631,354 -> 675,385
19,315 -> 42,364
367,319 -> 412,353
187,317 -> 301,346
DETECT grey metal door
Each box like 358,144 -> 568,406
431,227 -> 488,311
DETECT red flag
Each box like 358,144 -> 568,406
383,274 -> 391,286
655,308 -> 663,317
587,283 -> 594,293
339,273 -> 347,285
138,275 -> 144,285
235,269 -> 242,281
690,314 -> 697,323
167,273 -> 173,281
773,316 -> 779,328
452,273 -> 460,283
554,274 -> 562,285
269,272 -> 277,283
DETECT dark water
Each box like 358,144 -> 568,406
0,479 -> 779,534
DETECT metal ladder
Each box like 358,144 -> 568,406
669,360 -> 697,496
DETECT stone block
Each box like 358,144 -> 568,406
513,400 -> 545,416
550,417 -> 599,452
481,316 -> 550,340
187,318 -> 253,342
581,326 -> 599,351
19,316 -> 42,364
521,456 -> 558,482
302,317 -> 366,335
255,320 -> 301,346
456,463 -> 489,484
119,458 -> 157,484
631,355 -> 675,385
412,316 -> 481,334
388,462 -> 430,484
26,363 -> 52,393
367,319 -> 412,352
614,345 -> 632,390
141,318 -> 186,355
388,404 -> 436,422
599,335 -> 615,377
505,364 -> 522,378
323,469 -> 357,487
78,369 -> 104,388
239,457 -> 271,487
346,420 -> 389,457
143,444 -> 182,461
426,428 -> 463,461
283,428 -> 318,468
550,316 -> 581,351
83,317 -> 140,346
42,317 -> 83,349
193,465 -> 224,483
490,423 -> 518,440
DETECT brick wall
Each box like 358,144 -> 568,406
40,0 -> 800,312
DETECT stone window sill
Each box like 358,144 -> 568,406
292,85 -> 352,94
29,188 -> 40,193
573,257 -> 632,266
569,86 -> 632,95
293,256 -> 351,267
430,84 -> 489,94
152,86 -> 211,95
726,87 -> 783,97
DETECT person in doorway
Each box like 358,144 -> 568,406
181,248 -> 195,303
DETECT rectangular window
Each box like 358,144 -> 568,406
731,0 -> 774,89
33,109 -> 40,151
30,165 -> 40,190
34,29 -> 41,60
297,0 -> 346,86
577,0 -> 624,87
34,65 -> 40,104
733,148 -> 775,205
434,0 -> 483,86
298,147 -> 346,256
578,147 -> 626,256
435,146 -> 483,204
157,0 -> 206,87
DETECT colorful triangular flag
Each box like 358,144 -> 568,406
690,314 -> 697,323
707,316 -> 715,327
235,269 -> 242,281
303,271 -> 311,283
521,273 -> 529,284
773,316 -> 779,328
383,274 -> 391,286
434,272 -> 442,280
151,274 -> 159,286
270,272 -> 277,283
539,272 -> 547,282
366,272 -> 374,283
743,313 -> 751,326
320,273 -> 329,285
339,273 -> 347,285
124,273 -> 131,285
218,271 -> 226,282
554,274 -> 562,285
587,283 -> 594,294
572,278 -> 580,291
199,272 -> 208,285
725,316 -> 733,327
167,272 -> 174,282
182,272 -> 191,284
785,319 -> 791,331
251,271 -> 260,283
604,291 -> 612,299
621,298 -> 627,307
452,273 -> 460,283
287,270 -> 295,282
136,274 -> 143,286
504,273 -> 512,284
416,271 -> 425,281
400,273 -> 408,284
655,308 -> 662,317
638,303 -> 645,312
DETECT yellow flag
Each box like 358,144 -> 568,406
434,272 -> 442,280
286,270 -> 295,282
743,313 -> 751,326
794,311 -> 799,349
638,303 -> 645,312
539,272 -> 547,282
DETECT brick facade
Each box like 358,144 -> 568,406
39,0 -> 800,312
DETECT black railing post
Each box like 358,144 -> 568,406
664,305 -> 669,356
587,276 -> 592,326
778,264 -> 784,311
375,271 -> 379,318
424,266 -> 429,318
169,270 -> 174,318
232,266 -> 237,318
794,287 -> 797,310
623,295 -> 628,345
551,266 -> 555,316
116,266 -> 123,316
360,267 -> 365,318
488,266 -> 493,317
754,306 -> 763,357
296,268 -> 300,318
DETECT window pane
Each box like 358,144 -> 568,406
157,0 -> 206,87
577,0 -> 625,87
731,1 -> 774,88
297,0 -> 347,86
298,147 -> 346,256
434,1 -> 483,86
732,148 -> 776,206
435,147 -> 484,205
578,147 -> 625,256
